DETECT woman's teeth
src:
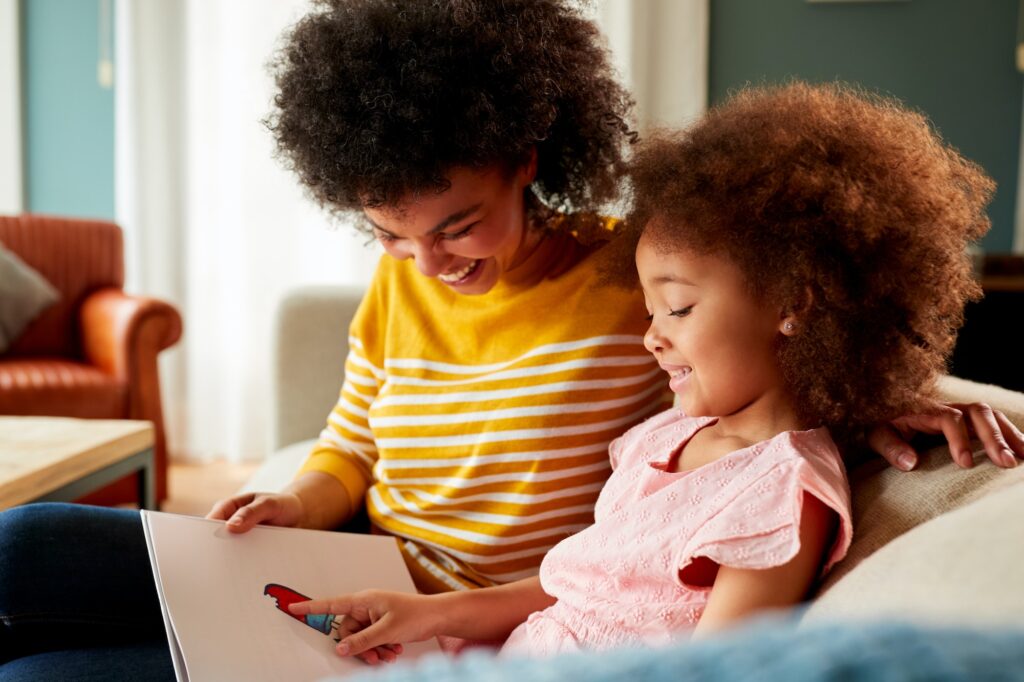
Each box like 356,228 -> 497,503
438,260 -> 480,283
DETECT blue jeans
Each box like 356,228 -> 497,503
0,503 -> 175,681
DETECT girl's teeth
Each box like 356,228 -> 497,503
438,260 -> 478,283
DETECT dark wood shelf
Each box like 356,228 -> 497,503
949,254 -> 1024,393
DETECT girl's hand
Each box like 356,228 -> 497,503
867,403 -> 1024,471
289,590 -> 442,665
331,615 -> 405,665
205,492 -> 305,533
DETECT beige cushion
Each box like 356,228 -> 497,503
812,445 -> 1024,595
239,439 -> 313,493
802,379 -> 1024,627
803,477 -> 1024,628
936,374 -> 1024,427
827,377 -> 1024,585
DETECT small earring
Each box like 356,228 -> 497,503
784,321 -> 795,332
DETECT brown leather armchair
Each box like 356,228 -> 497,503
0,215 -> 182,505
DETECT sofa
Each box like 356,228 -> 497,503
247,286 -> 1024,676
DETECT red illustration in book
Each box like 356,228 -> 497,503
264,583 -> 341,641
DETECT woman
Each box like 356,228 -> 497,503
0,1 -> 1019,677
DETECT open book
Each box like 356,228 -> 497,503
141,511 -> 441,681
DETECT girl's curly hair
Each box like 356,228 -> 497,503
267,0 -> 634,222
609,82 -> 994,441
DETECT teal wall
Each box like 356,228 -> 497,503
710,0 -> 1023,252
21,0 -> 115,220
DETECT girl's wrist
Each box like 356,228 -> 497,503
432,590 -> 480,637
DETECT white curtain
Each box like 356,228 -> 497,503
114,0 -> 709,463
116,0 -> 378,463
597,0 -> 709,131
0,0 -> 22,214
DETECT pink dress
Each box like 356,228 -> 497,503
500,407 -> 853,658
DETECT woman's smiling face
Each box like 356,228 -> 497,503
363,162 -> 538,296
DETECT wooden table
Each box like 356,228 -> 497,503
0,417 -> 156,511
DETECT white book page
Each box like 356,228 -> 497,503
141,514 -> 190,682
142,511 -> 441,682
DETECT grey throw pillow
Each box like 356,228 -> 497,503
0,242 -> 60,353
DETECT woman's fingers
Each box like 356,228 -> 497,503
225,496 -> 282,533
932,407 -> 973,468
876,402 -> 1024,469
865,422 -> 919,471
205,493 -> 255,521
994,411 -> 1024,460
950,401 -> 1015,464
888,406 -> 973,468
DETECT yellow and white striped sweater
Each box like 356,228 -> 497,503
298,235 -> 671,593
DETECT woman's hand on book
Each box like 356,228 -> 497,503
205,492 -> 305,533
289,590 -> 442,665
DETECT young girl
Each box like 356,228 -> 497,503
288,82 -> 995,660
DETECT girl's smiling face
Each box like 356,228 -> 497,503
635,230 -> 793,425
363,162 -> 539,296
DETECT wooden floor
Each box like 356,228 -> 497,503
161,459 -> 261,516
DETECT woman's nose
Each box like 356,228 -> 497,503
411,240 -> 448,278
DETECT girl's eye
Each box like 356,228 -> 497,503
375,231 -> 398,243
669,306 -> 693,318
442,223 -> 477,241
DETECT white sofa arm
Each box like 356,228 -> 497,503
936,374 -> 1024,428
271,285 -> 364,451
802,375 -> 1024,629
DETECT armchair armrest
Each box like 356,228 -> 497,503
80,287 -> 183,382
79,287 -> 183,503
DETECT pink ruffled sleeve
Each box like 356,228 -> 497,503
678,450 -> 853,582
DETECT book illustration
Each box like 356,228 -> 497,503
265,583 -> 341,641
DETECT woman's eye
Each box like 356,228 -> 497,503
669,306 -> 693,318
442,223 -> 478,240
644,314 -> 654,322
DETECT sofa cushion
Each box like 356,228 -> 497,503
0,243 -> 59,353
936,374 -> 1024,427
802,477 -> 1024,628
804,376 -> 1024,601
811,444 -> 1024,598
239,439 -> 312,493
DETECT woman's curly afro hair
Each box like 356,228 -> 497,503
267,0 -> 634,220
611,82 -> 994,442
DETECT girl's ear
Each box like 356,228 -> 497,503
779,286 -> 814,336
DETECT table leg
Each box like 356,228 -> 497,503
138,446 -> 157,510
35,447 -> 156,509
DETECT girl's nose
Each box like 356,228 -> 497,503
643,322 -> 667,354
